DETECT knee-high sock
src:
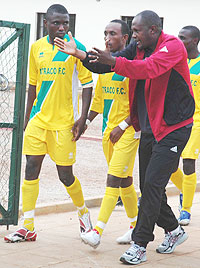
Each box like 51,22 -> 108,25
65,176 -> 88,216
95,187 -> 119,236
22,178 -> 39,231
182,173 -> 197,213
120,184 -> 138,228
170,168 -> 183,191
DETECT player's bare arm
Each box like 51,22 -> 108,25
54,31 -> 87,61
72,87 -> 93,141
24,84 -> 36,130
83,110 -> 99,133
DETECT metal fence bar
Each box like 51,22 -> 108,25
0,20 -> 30,226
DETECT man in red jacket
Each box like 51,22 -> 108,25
54,10 -> 195,266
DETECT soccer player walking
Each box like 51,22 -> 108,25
81,20 -> 140,248
4,4 -> 93,243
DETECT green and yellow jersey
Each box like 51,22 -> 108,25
188,54 -> 200,128
91,72 -> 131,134
29,34 -> 93,130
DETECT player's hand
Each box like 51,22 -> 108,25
109,126 -> 125,144
54,32 -> 77,56
88,47 -> 116,67
72,117 -> 86,141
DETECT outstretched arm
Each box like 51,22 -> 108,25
54,32 -> 87,61
54,33 -> 113,74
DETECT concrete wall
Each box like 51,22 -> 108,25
1,0 -> 199,85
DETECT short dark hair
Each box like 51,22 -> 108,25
182,25 -> 200,44
46,4 -> 69,20
136,10 -> 162,32
110,19 -> 130,36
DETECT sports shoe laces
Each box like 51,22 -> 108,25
163,231 -> 181,245
126,244 -> 145,257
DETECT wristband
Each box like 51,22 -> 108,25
118,120 -> 129,131
86,119 -> 91,126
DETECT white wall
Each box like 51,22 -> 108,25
1,0 -> 200,50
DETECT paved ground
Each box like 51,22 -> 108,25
0,193 -> 199,268
1,91 -> 200,267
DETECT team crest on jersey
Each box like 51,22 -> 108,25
39,52 -> 44,58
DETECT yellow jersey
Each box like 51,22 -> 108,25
91,72 -> 131,134
29,34 -> 93,130
188,54 -> 200,127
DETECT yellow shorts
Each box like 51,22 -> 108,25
102,126 -> 139,178
182,127 -> 200,159
23,122 -> 76,166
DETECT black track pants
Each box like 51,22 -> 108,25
132,127 -> 191,244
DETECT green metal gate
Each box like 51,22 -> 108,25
0,21 -> 30,226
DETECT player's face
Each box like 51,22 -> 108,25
45,12 -> 69,43
178,29 -> 194,53
131,15 -> 153,50
104,23 -> 126,53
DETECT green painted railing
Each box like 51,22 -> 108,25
0,20 -> 30,226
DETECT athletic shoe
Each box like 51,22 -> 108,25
120,243 -> 147,265
79,212 -> 92,233
116,226 -> 133,244
178,210 -> 191,226
81,229 -> 101,249
179,192 -> 183,212
4,227 -> 37,243
116,196 -> 123,207
156,226 -> 188,254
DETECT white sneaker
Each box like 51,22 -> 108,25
116,227 -> 133,244
156,226 -> 188,254
78,212 -> 92,233
120,243 -> 147,265
81,229 -> 101,249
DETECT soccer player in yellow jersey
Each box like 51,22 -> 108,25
170,26 -> 200,225
80,20 -> 140,248
4,4 -> 93,242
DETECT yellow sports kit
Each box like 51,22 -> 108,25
171,54 -> 200,213
91,72 -> 139,178
91,72 -> 139,235
182,55 -> 200,159
23,34 -> 93,165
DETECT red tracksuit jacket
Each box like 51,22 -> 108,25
112,31 -> 195,142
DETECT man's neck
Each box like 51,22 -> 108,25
188,49 -> 200,60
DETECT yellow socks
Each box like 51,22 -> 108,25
182,173 -> 197,213
120,184 -> 138,228
22,178 -> 39,231
170,168 -> 183,191
65,176 -> 88,216
171,169 -> 197,213
95,187 -> 119,236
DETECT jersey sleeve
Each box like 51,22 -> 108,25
90,75 -> 103,114
76,59 -> 94,88
29,44 -> 38,86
